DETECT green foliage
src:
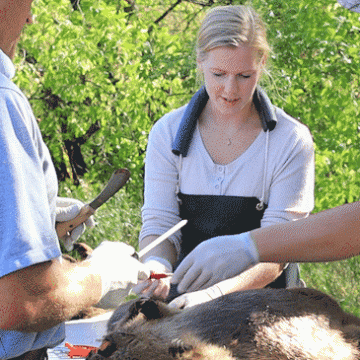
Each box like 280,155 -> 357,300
13,0 -> 360,314
16,0 -> 199,201
253,0 -> 360,212
301,257 -> 360,318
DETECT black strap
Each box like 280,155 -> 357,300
172,86 -> 277,157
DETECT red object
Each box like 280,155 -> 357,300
65,342 -> 98,358
149,273 -> 170,280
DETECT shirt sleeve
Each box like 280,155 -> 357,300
0,88 -> 61,278
139,112 -> 183,255
261,116 -> 315,227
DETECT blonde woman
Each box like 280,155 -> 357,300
139,5 -> 315,308
168,0 -> 360,304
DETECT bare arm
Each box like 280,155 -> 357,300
215,263 -> 285,295
253,201 -> 360,263
0,258 -> 102,332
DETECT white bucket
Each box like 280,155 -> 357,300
48,310 -> 114,359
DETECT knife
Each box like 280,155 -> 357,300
56,168 -> 131,239
137,219 -> 188,258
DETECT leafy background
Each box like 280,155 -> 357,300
14,0 -> 360,314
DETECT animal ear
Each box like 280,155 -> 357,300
107,299 -> 140,332
107,297 -> 177,333
134,297 -> 174,320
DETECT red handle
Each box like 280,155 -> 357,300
149,273 -> 171,280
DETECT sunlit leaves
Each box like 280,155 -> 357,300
13,0 -> 360,209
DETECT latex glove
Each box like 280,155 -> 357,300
168,285 -> 223,309
85,241 -> 150,309
171,232 -> 259,294
56,197 -> 95,251
132,256 -> 173,299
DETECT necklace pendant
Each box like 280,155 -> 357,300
227,138 -> 231,146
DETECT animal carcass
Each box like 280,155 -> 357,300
87,288 -> 360,360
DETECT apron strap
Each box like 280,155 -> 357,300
256,129 -> 270,211
175,154 -> 183,205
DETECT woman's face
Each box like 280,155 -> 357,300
198,45 -> 265,118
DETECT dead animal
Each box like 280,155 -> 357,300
87,288 -> 360,360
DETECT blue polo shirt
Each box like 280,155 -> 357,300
0,49 -> 65,358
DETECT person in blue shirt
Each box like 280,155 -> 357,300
0,1 -> 149,359
338,0 -> 360,12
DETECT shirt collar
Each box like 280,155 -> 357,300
0,49 -> 16,80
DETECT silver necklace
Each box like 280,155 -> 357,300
225,107 -> 256,146
226,126 -> 243,146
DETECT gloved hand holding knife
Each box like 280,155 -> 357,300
56,197 -> 96,251
56,168 -> 131,250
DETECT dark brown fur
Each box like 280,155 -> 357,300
87,288 -> 360,360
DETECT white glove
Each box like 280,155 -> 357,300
171,232 -> 259,294
85,241 -> 150,309
56,197 -> 95,251
143,256 -> 173,274
132,256 -> 173,299
168,285 -> 223,309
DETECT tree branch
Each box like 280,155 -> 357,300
77,121 -> 101,146
154,0 -> 183,24
184,0 -> 214,6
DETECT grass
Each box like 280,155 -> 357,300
59,177 -> 360,318
300,258 -> 360,318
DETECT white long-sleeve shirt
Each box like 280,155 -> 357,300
140,104 -> 315,256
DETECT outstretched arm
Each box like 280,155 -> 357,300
171,201 -> 360,293
253,201 -> 360,263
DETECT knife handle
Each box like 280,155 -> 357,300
56,204 -> 95,239
56,169 -> 130,240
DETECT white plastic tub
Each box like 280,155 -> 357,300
48,310 -> 114,359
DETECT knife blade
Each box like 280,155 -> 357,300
56,168 -> 131,239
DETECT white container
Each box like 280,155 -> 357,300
48,311 -> 114,359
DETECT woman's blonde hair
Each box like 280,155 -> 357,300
196,5 -> 270,63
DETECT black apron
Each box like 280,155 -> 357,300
176,192 -> 288,289
169,86 -> 301,294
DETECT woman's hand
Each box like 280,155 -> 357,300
132,277 -> 171,299
132,256 -> 173,299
